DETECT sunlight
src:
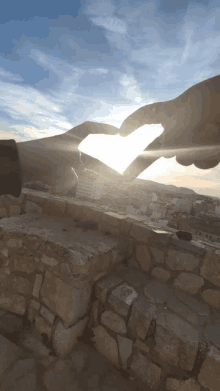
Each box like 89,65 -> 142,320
78,124 -> 164,175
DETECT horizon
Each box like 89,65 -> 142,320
0,0 -> 220,198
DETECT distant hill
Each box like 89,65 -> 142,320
133,178 -> 197,196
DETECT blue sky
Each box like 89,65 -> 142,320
0,0 -> 220,197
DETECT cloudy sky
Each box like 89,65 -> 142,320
0,0 -> 220,197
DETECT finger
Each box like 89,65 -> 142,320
122,155 -> 159,181
67,121 -> 119,140
194,159 -> 220,169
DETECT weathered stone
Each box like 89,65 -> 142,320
151,267 -> 171,281
41,254 -> 58,267
100,310 -> 127,336
126,257 -> 140,269
13,276 -> 31,295
42,358 -> 77,390
129,222 -> 154,243
0,358 -> 37,391
154,325 -> 179,367
136,244 -> 151,272
13,258 -> 37,274
108,283 -> 138,317
40,272 -> 91,326
134,339 -> 150,354
149,246 -> 165,264
198,345 -> 220,391
174,289 -> 210,317
0,334 -> 24,378
173,273 -> 204,294
20,331 -> 51,357
42,197 -> 67,217
29,299 -> 40,310
7,238 -> 23,248
127,295 -> 157,340
166,377 -> 201,391
98,211 -> 132,236
35,315 -> 52,339
95,275 -> 123,303
203,319 -> 220,349
167,297 -> 199,326
144,280 -> 173,305
201,289 -> 220,309
91,325 -> 120,369
25,201 -> 42,214
166,250 -> 199,271
9,204 -> 21,216
200,251 -> 220,288
156,309 -> 199,371
53,316 -> 89,358
40,306 -> 55,324
117,335 -> 133,370
0,248 -> 8,257
170,236 -> 206,255
32,274 -> 43,298
0,207 -> 7,218
0,293 -> 26,315
130,352 -> 161,390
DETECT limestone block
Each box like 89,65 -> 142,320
166,377 -> 201,391
108,283 -> 138,317
25,201 -> 42,214
167,297 -> 199,326
95,275 -> 123,303
166,250 -> 199,271
200,250 -> 220,288
7,238 -> 23,248
130,352 -> 161,390
100,310 -> 127,336
40,254 -> 58,267
143,280 -> 173,305
53,316 -> 89,359
154,325 -> 179,367
9,204 -> 21,216
201,289 -> 220,309
173,273 -> 204,294
0,293 -> 26,315
151,267 -> 171,281
0,207 -> 7,218
156,309 -> 199,371
117,335 -> 133,370
127,295 -> 157,340
40,272 -> 91,326
40,306 -> 55,325
91,325 -> 120,369
198,345 -> 220,391
13,276 -> 31,295
129,222 -> 155,244
98,212 -> 132,236
149,246 -> 165,264
32,274 -> 43,298
42,198 -> 67,217
136,244 -> 151,272
35,315 -> 52,339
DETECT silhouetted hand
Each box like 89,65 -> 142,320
17,121 -> 120,195
119,75 -> 220,180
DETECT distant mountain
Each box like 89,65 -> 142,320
133,178 -> 197,196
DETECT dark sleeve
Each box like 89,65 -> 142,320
0,140 -> 22,198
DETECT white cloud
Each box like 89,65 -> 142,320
90,16 -> 127,34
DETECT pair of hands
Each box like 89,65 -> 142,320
17,75 -> 220,194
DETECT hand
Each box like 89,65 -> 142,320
17,121 -> 120,195
119,75 -> 220,180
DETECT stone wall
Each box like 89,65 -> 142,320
0,188 -> 220,390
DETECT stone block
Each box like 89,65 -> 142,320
0,357 -> 36,391
203,319 -> 220,349
151,267 -> 171,281
42,198 -> 66,217
201,289 -> 220,309
41,254 -> 58,267
166,377 -> 201,391
98,211 -> 132,236
136,244 -> 151,272
200,251 -> 220,288
149,246 -> 165,264
143,281 -> 173,305
156,309 -> 199,371
166,250 -> 199,271
127,295 -> 157,340
40,306 -> 55,325
167,297 -> 199,326
0,207 -> 7,218
0,334 -> 24,378
25,201 -> 42,214
130,352 -> 161,390
100,310 -> 127,335
35,315 -> 52,339
170,236 -> 206,255
117,335 -> 133,370
154,325 -> 179,367
174,289 -> 210,317
129,222 -> 154,243
108,283 -> 138,317
40,272 -> 91,326
9,204 -> 21,216
95,275 -> 123,303
91,325 -> 120,369
32,274 -> 43,298
12,276 -> 31,295
134,339 -> 150,354
0,293 -> 27,315
7,238 -> 23,248
198,345 -> 220,391
173,273 -> 204,294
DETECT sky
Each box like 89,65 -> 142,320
0,0 -> 220,198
